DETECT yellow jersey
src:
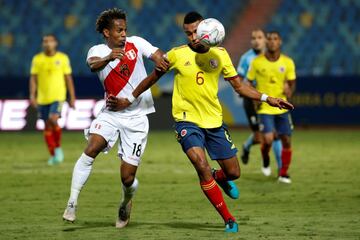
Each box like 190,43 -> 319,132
30,52 -> 72,104
247,54 -> 296,115
167,45 -> 238,128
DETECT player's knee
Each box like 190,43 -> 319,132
226,166 -> 241,180
84,144 -> 102,158
121,174 -> 135,187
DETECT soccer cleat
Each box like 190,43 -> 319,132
225,219 -> 238,233
240,144 -> 250,164
116,200 -> 132,228
63,202 -> 76,222
54,147 -> 64,163
212,169 -> 239,199
261,166 -> 271,177
278,175 -> 292,184
47,156 -> 56,165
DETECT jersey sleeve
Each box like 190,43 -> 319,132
133,36 -> 158,58
62,54 -> 72,75
221,48 -> 238,79
86,45 -> 101,62
166,48 -> 177,71
286,58 -> 296,81
236,55 -> 248,77
30,56 -> 38,75
246,60 -> 256,81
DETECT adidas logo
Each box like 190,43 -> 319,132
184,61 -> 191,66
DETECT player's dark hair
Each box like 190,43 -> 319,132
183,11 -> 204,24
267,31 -> 281,38
96,8 -> 126,34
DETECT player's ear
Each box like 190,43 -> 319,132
103,29 -> 110,38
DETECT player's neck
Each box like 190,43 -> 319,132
188,43 -> 209,53
265,51 -> 280,61
253,48 -> 263,55
44,50 -> 56,56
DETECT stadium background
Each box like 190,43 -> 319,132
0,0 -> 359,130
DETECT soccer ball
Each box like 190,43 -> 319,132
196,18 -> 225,47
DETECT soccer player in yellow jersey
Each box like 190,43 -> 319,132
107,12 -> 293,232
247,31 -> 296,184
29,34 -> 76,165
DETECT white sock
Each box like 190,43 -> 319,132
68,153 -> 94,205
120,178 -> 139,207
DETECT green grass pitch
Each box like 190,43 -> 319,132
0,129 -> 359,239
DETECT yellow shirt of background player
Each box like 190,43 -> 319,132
247,54 -> 296,115
30,52 -> 72,105
167,45 -> 238,128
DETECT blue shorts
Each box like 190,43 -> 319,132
174,121 -> 237,160
259,112 -> 293,136
38,101 -> 63,121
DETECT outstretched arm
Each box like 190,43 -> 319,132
228,75 -> 294,110
106,70 -> 166,111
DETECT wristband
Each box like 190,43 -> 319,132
260,93 -> 268,102
127,93 -> 136,103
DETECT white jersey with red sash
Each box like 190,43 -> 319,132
87,36 -> 158,117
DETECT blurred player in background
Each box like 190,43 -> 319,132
247,31 -> 296,183
108,12 -> 294,232
62,8 -> 168,227
237,29 -> 282,176
29,34 -> 76,165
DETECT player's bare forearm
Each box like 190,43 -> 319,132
133,70 -> 165,98
150,49 -> 170,72
106,70 -> 165,111
285,80 -> 296,99
229,76 -> 294,110
65,74 -> 76,108
29,75 -> 38,107
228,76 -> 262,100
88,48 -> 125,72
87,56 -> 111,72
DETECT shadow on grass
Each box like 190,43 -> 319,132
62,220 -> 223,232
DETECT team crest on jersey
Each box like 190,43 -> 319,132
180,129 -> 187,137
55,60 -> 60,65
209,59 -> 218,69
125,49 -> 137,60
279,66 -> 285,73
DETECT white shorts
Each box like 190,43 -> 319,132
84,112 -> 149,166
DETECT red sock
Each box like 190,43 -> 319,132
53,125 -> 62,148
279,148 -> 292,176
44,129 -> 56,156
213,169 -> 227,182
261,144 -> 271,167
200,178 -> 235,223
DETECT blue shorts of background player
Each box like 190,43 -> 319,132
259,112 -> 293,136
175,121 -> 238,160
37,101 -> 63,121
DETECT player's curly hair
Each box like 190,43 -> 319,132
96,8 -> 126,34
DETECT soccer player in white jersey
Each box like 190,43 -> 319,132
62,8 -> 168,228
